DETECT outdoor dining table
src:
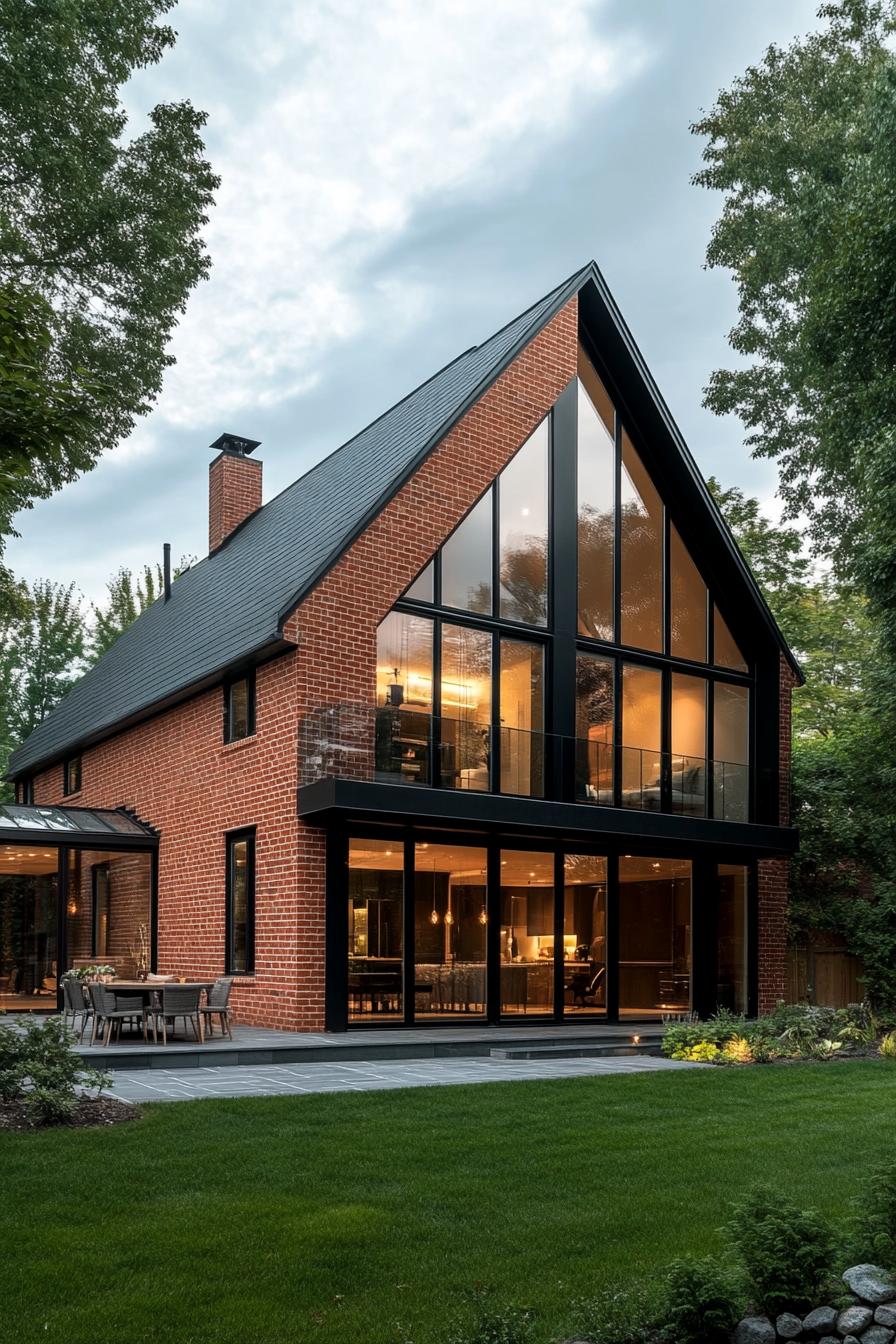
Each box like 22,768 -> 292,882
106,980 -> 216,1044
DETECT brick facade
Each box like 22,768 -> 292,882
28,293 -> 794,1029
755,653 -> 799,1013
31,300 -> 580,1031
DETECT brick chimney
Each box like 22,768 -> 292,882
208,433 -> 262,553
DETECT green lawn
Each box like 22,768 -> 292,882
2,1062 -> 894,1344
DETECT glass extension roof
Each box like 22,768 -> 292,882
0,804 -> 157,847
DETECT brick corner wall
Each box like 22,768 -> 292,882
756,651 -> 798,1012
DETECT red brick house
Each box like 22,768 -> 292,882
2,263 -> 799,1031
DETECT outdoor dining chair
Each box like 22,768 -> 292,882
199,977 -> 234,1039
88,983 -> 149,1046
153,985 -> 204,1045
62,977 -> 93,1042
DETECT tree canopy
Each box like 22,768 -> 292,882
0,0 -> 217,612
693,0 -> 896,707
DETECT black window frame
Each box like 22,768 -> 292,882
14,778 -> 33,805
92,861 -> 111,959
224,669 -> 256,743
63,755 -> 82,796
225,827 -> 256,975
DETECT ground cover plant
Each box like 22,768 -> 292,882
1,1061 -> 895,1344
661,1000 -> 896,1064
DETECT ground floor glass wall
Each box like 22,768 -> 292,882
342,834 -> 751,1027
0,844 -> 59,1010
0,843 -> 153,1012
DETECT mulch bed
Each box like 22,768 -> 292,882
0,1096 -> 139,1132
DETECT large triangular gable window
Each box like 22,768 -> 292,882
402,418 -> 550,627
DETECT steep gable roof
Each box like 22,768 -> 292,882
7,267 -> 587,777
8,260 -> 800,779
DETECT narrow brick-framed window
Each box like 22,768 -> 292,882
225,828 -> 255,974
63,756 -> 82,796
14,778 -> 33,805
224,670 -> 256,743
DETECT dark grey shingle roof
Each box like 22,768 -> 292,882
8,266 -> 587,777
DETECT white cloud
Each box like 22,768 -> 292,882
146,0 -> 648,427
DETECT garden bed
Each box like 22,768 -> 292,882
0,1095 -> 136,1132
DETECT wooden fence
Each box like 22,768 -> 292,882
786,942 -> 865,1008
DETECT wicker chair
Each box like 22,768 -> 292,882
62,977 -> 93,1042
200,977 -> 234,1040
88,983 -> 148,1046
154,985 -> 203,1045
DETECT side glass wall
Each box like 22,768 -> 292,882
65,849 -> 152,975
717,864 -> 748,1014
563,854 -> 607,1015
414,843 -> 487,1019
619,857 -> 692,1017
0,844 -> 58,1010
347,839 -> 403,1022
714,683 -> 750,821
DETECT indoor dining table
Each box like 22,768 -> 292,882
106,980 -> 216,1044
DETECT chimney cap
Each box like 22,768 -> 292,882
210,432 -> 261,457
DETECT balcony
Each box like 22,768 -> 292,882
298,705 -> 751,823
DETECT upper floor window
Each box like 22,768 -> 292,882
63,756 -> 81,796
14,778 -> 33,805
404,419 -> 550,629
224,671 -> 255,742
226,828 -> 255,974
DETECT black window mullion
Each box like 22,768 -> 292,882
605,853 -> 620,1023
486,842 -> 501,1023
553,849 -> 564,1020
403,837 -> 415,1026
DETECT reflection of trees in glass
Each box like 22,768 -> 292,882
577,504 -> 614,639
575,657 -> 613,740
620,495 -> 663,650
500,537 -> 547,626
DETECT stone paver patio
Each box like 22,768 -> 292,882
106,1051 -> 700,1103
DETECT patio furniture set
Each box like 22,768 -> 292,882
61,975 -> 234,1046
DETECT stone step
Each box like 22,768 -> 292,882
490,1038 -> 664,1061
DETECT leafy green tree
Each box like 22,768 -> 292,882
0,0 -> 218,614
0,579 -> 86,799
90,561 -> 190,662
708,478 -> 872,737
693,0 -> 896,707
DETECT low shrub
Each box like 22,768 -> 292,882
447,1305 -> 535,1344
565,1283 -> 662,1344
880,1030 -> 896,1059
0,1016 -> 110,1126
661,1256 -> 743,1344
726,1185 -> 835,1314
687,1041 -> 720,1063
852,1161 -> 896,1268
721,1035 -> 754,1064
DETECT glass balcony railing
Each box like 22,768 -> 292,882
299,705 -> 752,822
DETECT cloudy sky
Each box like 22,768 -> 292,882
9,0 -> 820,604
